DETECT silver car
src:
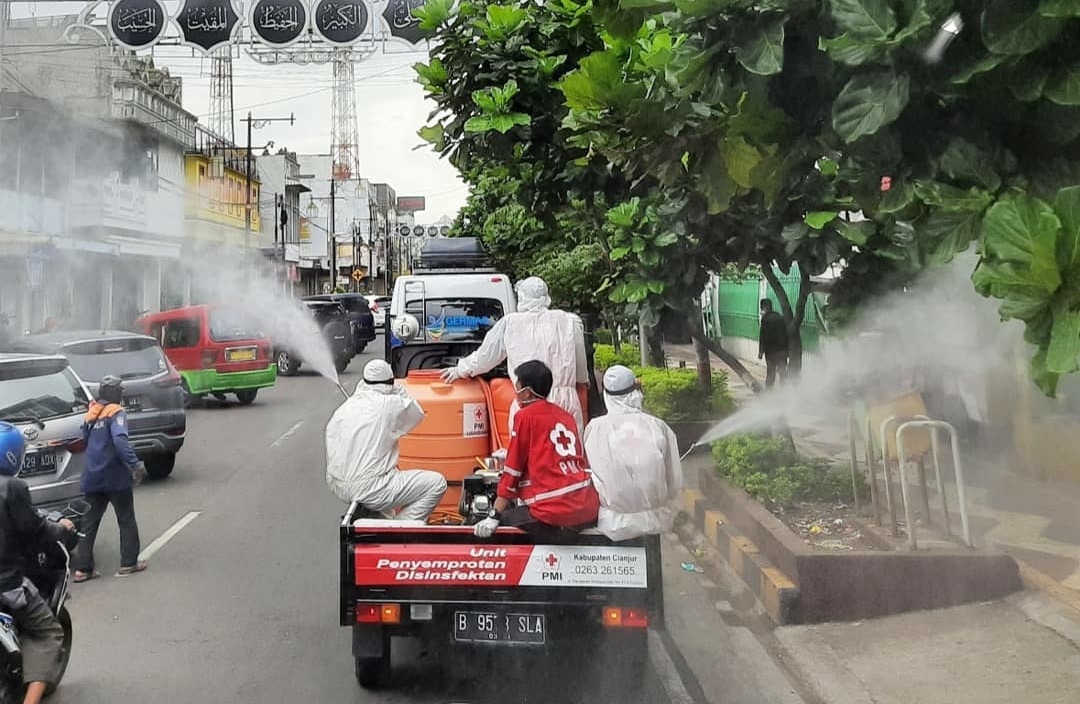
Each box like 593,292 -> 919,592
0,354 -> 91,515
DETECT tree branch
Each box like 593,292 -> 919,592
684,311 -> 762,393
760,261 -> 795,321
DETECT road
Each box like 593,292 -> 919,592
49,346 -> 685,704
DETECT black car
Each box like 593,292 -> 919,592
275,301 -> 355,376
303,294 -> 377,353
8,331 -> 186,479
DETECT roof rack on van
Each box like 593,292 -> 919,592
418,237 -> 491,270
410,267 -> 500,275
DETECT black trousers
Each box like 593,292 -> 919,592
72,489 -> 141,572
765,353 -> 788,388
502,505 -> 596,544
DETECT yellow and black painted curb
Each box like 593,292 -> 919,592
682,489 -> 799,624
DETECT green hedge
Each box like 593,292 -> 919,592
711,434 -> 865,508
594,343 -> 641,370
633,367 -> 733,422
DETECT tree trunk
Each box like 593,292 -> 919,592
648,330 -> 665,367
684,312 -> 761,393
760,262 -> 810,376
694,334 -> 712,395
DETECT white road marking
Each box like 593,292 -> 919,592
649,629 -> 696,704
139,511 -> 200,562
270,420 -> 305,448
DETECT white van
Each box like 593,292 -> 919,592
387,239 -> 517,376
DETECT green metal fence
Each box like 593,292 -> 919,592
706,265 -> 826,351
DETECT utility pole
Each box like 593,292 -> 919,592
329,177 -> 337,292
243,111 -> 295,270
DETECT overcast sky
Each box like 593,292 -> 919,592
10,1 -> 468,221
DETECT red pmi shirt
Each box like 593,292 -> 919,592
498,400 -> 599,528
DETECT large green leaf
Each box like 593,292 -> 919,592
1033,101 -> 1080,145
819,33 -> 886,66
893,0 -> 942,43
829,0 -> 897,41
836,219 -> 875,244
1009,63 -> 1050,102
921,210 -> 981,264
1054,186 -> 1080,271
981,196 -> 1063,293
951,52 -> 1013,84
1040,0 -> 1080,17
417,124 -> 446,150
700,148 -> 737,214
805,211 -> 838,230
1048,299 -> 1080,373
938,138 -> 1002,191
735,20 -> 785,76
832,72 -> 910,143
981,0 -> 1065,56
1045,63 -> 1080,106
720,136 -> 762,189
913,181 -> 994,212
1030,349 -> 1060,398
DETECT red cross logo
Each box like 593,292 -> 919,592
545,553 -> 559,568
549,423 -> 577,457
474,407 -> 485,422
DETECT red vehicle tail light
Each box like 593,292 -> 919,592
155,361 -> 182,388
356,604 -> 380,623
380,604 -> 401,624
602,607 -> 648,629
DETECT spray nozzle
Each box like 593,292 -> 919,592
680,442 -> 700,462
336,382 -> 348,399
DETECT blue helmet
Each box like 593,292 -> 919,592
0,422 -> 26,477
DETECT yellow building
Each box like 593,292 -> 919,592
184,126 -> 261,252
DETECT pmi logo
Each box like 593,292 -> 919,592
541,552 -> 562,581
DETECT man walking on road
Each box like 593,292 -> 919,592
758,299 -> 789,388
73,376 -> 147,582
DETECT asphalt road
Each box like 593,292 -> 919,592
49,347 -> 683,704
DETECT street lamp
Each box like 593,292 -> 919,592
242,111 -> 295,262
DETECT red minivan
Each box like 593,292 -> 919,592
136,305 -> 277,406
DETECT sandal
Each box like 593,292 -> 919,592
116,561 -> 148,577
73,571 -> 100,583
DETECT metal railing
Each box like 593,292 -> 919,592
897,420 -> 972,550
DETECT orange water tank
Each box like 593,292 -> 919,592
488,378 -> 516,450
398,371 -> 492,514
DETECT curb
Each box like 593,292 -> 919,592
1011,555 -> 1080,618
682,489 -> 799,624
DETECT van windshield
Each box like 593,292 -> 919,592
404,298 -> 503,342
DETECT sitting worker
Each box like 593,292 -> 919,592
584,365 -> 683,541
325,359 -> 447,522
473,360 -> 600,539
441,277 -> 588,434
0,422 -> 76,704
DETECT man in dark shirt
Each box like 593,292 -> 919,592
0,421 -> 75,704
758,299 -> 789,388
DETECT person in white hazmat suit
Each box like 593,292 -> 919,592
583,365 -> 684,541
325,360 -> 447,522
440,276 -> 589,433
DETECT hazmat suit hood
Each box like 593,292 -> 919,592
602,365 -> 644,414
515,277 -> 551,313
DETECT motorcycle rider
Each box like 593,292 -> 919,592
0,422 -> 75,704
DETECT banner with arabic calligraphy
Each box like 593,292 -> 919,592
381,0 -> 429,45
249,0 -> 308,47
176,0 -> 241,54
108,0 -> 168,50
312,0 -> 369,46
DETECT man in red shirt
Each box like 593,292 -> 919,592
473,360 -> 599,539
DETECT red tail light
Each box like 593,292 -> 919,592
602,607 -> 648,629
201,350 -> 217,368
355,604 -> 380,624
155,361 -> 182,388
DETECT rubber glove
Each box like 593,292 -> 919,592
132,462 -> 148,487
473,517 -> 500,538
441,366 -> 464,384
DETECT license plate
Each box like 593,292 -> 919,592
21,452 -> 56,476
226,347 -> 256,362
453,612 -> 545,645
122,397 -> 141,411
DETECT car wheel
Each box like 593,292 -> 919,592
355,653 -> 391,689
145,454 -> 176,480
355,342 -> 367,354
44,606 -> 73,695
276,351 -> 300,376
335,356 -> 351,374
236,389 -> 258,405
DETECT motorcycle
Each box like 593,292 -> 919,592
0,507 -> 84,703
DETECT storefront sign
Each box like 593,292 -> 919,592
312,0 -> 369,46
108,0 -> 168,50
176,0 -> 241,54
381,0 -> 429,45
250,0 -> 308,47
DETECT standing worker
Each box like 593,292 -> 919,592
325,360 -> 447,522
441,276 -> 588,433
584,366 -> 683,541
758,299 -> 789,388
0,422 -> 76,704
72,375 -> 147,582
